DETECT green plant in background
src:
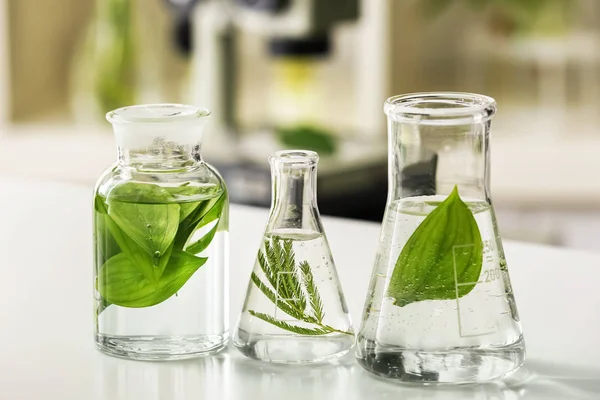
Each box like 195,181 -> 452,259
94,182 -> 227,314
388,186 -> 483,307
422,0 -> 572,36
249,236 -> 352,335
93,0 -> 136,112
275,125 -> 338,156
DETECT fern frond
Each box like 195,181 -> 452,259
248,310 -> 331,335
271,238 -> 284,267
257,250 -> 278,290
265,240 -> 292,300
281,239 -> 301,303
249,236 -> 353,335
250,273 -> 305,321
299,261 -> 325,322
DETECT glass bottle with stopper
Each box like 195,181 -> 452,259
93,104 -> 229,360
356,93 -> 525,383
234,150 -> 354,364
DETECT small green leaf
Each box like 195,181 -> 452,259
174,189 -> 227,250
275,125 -> 337,155
387,186 -> 483,307
94,195 -> 109,214
98,250 -> 207,308
164,184 -> 207,222
185,223 -> 219,254
94,196 -> 120,265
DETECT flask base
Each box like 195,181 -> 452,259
233,329 -> 354,364
356,336 -> 525,384
96,333 -> 229,361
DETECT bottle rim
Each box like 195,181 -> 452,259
106,104 -> 211,124
384,92 -> 496,126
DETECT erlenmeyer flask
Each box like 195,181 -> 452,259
234,150 -> 354,364
356,93 -> 525,383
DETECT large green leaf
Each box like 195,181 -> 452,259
104,209 -> 173,284
388,186 -> 483,307
98,251 -> 207,308
107,199 -> 180,258
108,182 -> 175,204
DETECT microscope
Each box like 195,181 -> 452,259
170,0 -> 387,221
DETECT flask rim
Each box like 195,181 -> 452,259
106,104 -> 211,124
384,92 -> 496,125
269,150 -> 319,168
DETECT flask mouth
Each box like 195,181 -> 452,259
384,92 -> 496,126
269,150 -> 319,168
106,104 -> 210,124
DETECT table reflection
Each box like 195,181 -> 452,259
96,348 -> 600,400
98,353 -> 226,400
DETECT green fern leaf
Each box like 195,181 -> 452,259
299,261 -> 324,322
248,310 -> 331,335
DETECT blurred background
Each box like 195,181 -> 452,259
1,0 -> 600,250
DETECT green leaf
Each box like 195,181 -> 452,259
185,223 -> 219,254
174,189 -> 227,250
107,198 -> 180,257
275,125 -> 337,155
421,0 -> 453,19
104,211 -> 173,283
94,195 -> 109,214
98,250 -> 207,308
387,186 -> 483,307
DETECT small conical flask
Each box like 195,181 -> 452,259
234,150 -> 354,364
356,93 -> 525,383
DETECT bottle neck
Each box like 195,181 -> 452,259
111,117 -> 206,171
117,141 -> 202,171
267,156 -> 321,234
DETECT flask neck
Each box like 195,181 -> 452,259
266,151 -> 322,234
385,93 -> 495,202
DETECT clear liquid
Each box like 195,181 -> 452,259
234,229 -> 354,364
356,196 -> 525,383
94,189 -> 229,360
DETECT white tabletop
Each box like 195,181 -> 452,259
0,180 -> 599,400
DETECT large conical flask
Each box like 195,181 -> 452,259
234,150 -> 354,364
356,93 -> 525,383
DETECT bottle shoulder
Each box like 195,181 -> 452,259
94,162 -> 227,200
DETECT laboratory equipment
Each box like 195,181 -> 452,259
234,150 -> 354,364
356,93 -> 525,383
185,0 -> 388,221
94,104 -> 229,360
